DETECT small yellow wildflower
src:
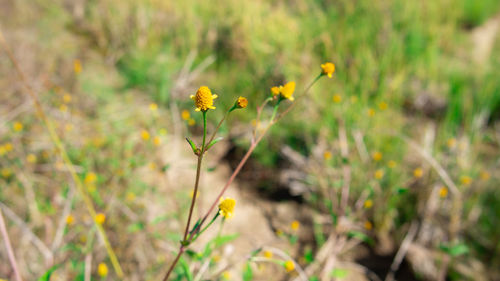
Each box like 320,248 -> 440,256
66,214 -> 75,225
1,168 -> 12,178
388,160 -> 397,168
364,199 -> 373,209
97,262 -> 108,277
480,171 -> 490,181
149,103 -> 158,111
372,151 -> 382,161
275,229 -> 283,236
65,124 -> 73,132
218,197 -> 236,219
323,151 -> 332,160
13,122 -> 23,132
279,81 -> 296,101
190,86 -> 217,112
149,162 -> 157,171
413,168 -> 423,178
447,138 -> 457,149
332,94 -> 342,103
284,260 -> 295,272
291,220 -> 300,231
263,250 -> 273,258
374,169 -> 384,180
439,186 -> 448,198
159,128 -> 168,135
73,59 -> 82,74
141,130 -> 150,141
0,146 -> 5,156
236,96 -> 248,108
59,104 -> 68,113
4,143 -> 13,152
95,213 -> 106,224
364,221 -> 373,230
153,136 -> 161,146
271,86 -> 280,96
460,176 -> 472,186
189,190 -> 200,199
63,94 -> 72,103
126,192 -> 136,202
367,108 -> 375,117
378,101 -> 388,110
222,271 -> 231,280
26,153 -> 37,164
181,110 -> 190,120
320,62 -> 335,78
188,119 -> 196,126
212,254 -> 221,263
85,172 -> 97,184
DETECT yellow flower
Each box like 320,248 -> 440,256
95,213 -> 106,224
447,138 -> 456,149
85,172 -> 97,184
374,169 -> 384,180
291,220 -> 300,231
460,176 -> 472,186
126,192 -> 136,202
97,262 -> 108,277
149,103 -> 158,111
190,86 -> 217,112
26,153 -> 37,164
153,136 -> 161,146
188,119 -> 196,126
480,171 -> 490,181
321,62 -> 335,78
367,108 -> 375,117
263,250 -> 273,258
212,254 -> 221,263
63,94 -> 72,103
181,110 -> 190,120
284,260 -> 295,272
141,130 -> 150,141
189,190 -> 200,199
332,94 -> 342,103
413,168 -> 423,178
323,151 -> 332,160
59,104 -> 68,112
65,124 -> 73,132
364,221 -> 373,230
275,229 -> 283,236
159,128 -> 168,135
372,151 -> 382,161
271,86 -> 280,96
364,199 -> 373,209
279,81 -> 296,101
222,271 -> 231,280
74,59 -> 82,74
149,162 -> 157,171
13,122 -> 23,132
1,168 -> 12,178
378,101 -> 388,110
236,96 -> 248,108
218,197 -> 236,219
438,186 -> 448,198
388,160 -> 397,168
66,214 -> 75,225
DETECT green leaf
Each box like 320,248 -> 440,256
213,233 -> 239,248
243,263 -> 253,281
304,249 -> 314,264
179,257 -> 193,281
206,137 -> 224,150
330,268 -> 348,278
347,231 -> 374,245
127,222 -> 144,233
38,265 -> 60,281
186,137 -> 198,154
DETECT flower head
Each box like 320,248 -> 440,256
190,86 -> 217,112
372,151 -> 382,161
364,199 -> 373,209
74,59 -> 82,74
413,168 -> 423,178
364,221 -> 373,230
98,263 -> 108,277
271,86 -> 280,96
95,213 -> 106,224
263,250 -> 273,258
181,110 -> 191,120
460,176 -> 472,186
13,122 -> 23,132
374,169 -> 384,180
284,260 -> 295,272
332,94 -> 342,103
279,81 -> 296,101
218,197 -> 236,219
291,220 -> 300,231
149,103 -> 158,111
321,62 -> 335,78
439,186 -> 448,198
236,96 -> 248,109
66,214 -> 75,225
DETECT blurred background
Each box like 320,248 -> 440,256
1,0 -> 500,280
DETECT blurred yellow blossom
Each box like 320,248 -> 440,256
141,130 -> 150,141
222,271 -> 231,280
153,136 -> 161,146
374,169 -> 384,180
439,186 -> 448,198
66,214 -> 75,225
191,86 -> 217,111
291,220 -> 300,231
4,143 -> 12,152
219,197 -> 236,219
321,62 -> 335,78
378,101 -> 388,110
460,176 -> 472,186
13,122 -> 23,132
367,108 -> 375,117
413,168 -> 423,178
1,168 -> 12,178
59,104 -> 68,112
126,192 -> 136,202
323,151 -> 332,160
372,151 -> 382,161
271,86 -> 280,96
447,138 -> 457,149
97,263 -> 108,277
26,153 -> 37,164
332,94 -> 342,103
63,94 -> 72,103
73,59 -> 82,74
364,199 -> 373,209
284,260 -> 295,272
480,171 -> 490,181
189,190 -> 200,199
159,128 -> 167,135
279,81 -> 296,101
388,160 -> 397,168
181,110 -> 190,120
263,250 -> 273,258
149,103 -> 158,111
188,119 -> 196,126
95,213 -> 106,224
85,172 -> 97,184
364,221 -> 373,230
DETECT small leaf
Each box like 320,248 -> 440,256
206,137 -> 224,150
38,265 -> 60,281
243,263 -> 253,281
186,137 -> 198,154
347,231 -> 374,245
330,268 -> 348,278
179,257 -> 193,281
127,222 -> 144,233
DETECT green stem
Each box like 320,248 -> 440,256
191,213 -> 219,242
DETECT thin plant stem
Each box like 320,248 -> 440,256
0,29 -> 123,277
0,208 -> 23,281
